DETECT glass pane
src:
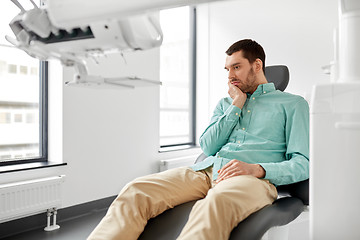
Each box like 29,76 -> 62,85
159,111 -> 190,146
0,1 -> 41,163
159,6 -> 191,146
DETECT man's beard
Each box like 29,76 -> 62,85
239,68 -> 256,93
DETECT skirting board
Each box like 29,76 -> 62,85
0,195 -> 116,239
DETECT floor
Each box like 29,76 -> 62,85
2,209 -> 107,240
2,206 -> 310,240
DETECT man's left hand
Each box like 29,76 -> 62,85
216,159 -> 266,183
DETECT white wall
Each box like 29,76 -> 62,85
197,0 -> 338,114
62,49 -> 161,206
0,0 -> 339,210
61,49 -> 201,207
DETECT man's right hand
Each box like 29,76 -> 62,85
228,80 -> 247,109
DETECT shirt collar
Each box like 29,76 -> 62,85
247,82 -> 276,98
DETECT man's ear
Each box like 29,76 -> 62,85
253,59 -> 263,73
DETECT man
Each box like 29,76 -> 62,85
88,39 -> 309,240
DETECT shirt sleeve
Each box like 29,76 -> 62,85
199,98 -> 241,156
260,98 -> 310,186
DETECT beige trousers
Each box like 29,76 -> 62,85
87,167 -> 277,240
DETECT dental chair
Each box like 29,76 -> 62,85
139,65 -> 309,240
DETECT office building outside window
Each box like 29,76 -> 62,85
159,6 -> 196,148
0,1 -> 47,165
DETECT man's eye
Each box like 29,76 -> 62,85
234,66 -> 240,70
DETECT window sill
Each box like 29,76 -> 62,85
159,144 -> 200,153
0,162 -> 67,174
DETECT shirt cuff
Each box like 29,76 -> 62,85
224,104 -> 241,121
259,162 -> 279,184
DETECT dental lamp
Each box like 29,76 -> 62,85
6,0 -> 219,88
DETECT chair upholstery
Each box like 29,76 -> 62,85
265,65 -> 289,91
139,154 -> 308,240
139,65 -> 309,240
139,197 -> 305,240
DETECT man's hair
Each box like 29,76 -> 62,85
225,39 -> 266,73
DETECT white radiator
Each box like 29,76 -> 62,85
0,175 -> 65,223
160,155 -> 198,171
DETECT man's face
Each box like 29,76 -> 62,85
224,51 -> 257,93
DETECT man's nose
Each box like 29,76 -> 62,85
228,69 -> 235,80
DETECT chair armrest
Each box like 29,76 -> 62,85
277,179 -> 309,205
194,153 -> 208,164
194,153 -> 309,205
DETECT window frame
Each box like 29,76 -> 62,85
159,7 -> 197,149
0,61 -> 48,166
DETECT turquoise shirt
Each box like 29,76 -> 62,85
192,83 -> 309,186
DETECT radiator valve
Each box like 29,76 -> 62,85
44,208 -> 60,231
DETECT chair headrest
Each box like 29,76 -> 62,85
265,65 -> 289,91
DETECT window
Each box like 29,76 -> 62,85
159,6 -> 196,148
0,1 -> 47,166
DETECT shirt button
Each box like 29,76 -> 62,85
237,141 -> 241,144
247,110 -> 251,113
242,128 -> 245,130
235,113 -> 238,116
263,91 -> 266,94
252,97 -> 255,100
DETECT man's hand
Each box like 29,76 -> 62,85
228,80 -> 247,109
216,159 -> 266,183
